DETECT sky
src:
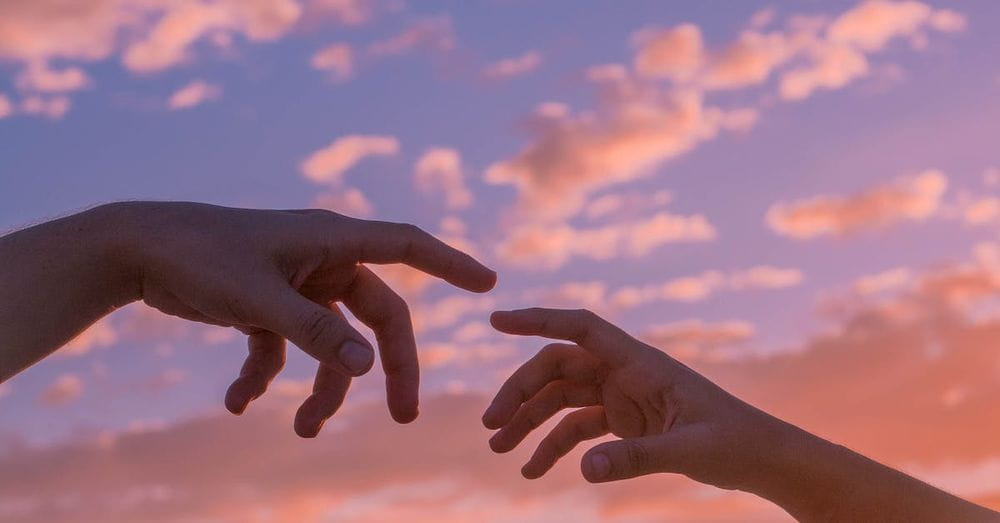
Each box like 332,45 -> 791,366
1,0 -> 1000,521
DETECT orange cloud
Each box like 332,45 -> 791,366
610,266 -> 804,308
5,249 -> 1000,521
497,211 -> 716,270
414,148 -> 473,210
641,319 -> 755,361
38,374 -> 83,407
632,24 -> 704,81
766,170 -> 947,239
300,134 -> 400,184
486,73 -> 755,219
167,80 -> 222,110
311,42 -> 354,83
828,0 -> 965,52
853,267 -> 913,295
481,50 -> 542,79
60,318 -> 118,357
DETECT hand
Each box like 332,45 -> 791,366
118,202 -> 496,436
483,308 -> 782,489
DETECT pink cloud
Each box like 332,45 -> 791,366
481,50 -> 542,79
60,319 -> 118,357
766,170 -> 948,239
5,249 -> 1000,520
167,80 -> 222,110
414,147 -> 473,210
367,16 -> 455,57
485,73 -> 754,220
15,61 -> 90,93
497,211 -> 716,270
828,0 -> 965,52
632,24 -> 704,81
0,93 -> 11,118
641,319 -> 755,361
19,95 -> 70,119
610,266 -> 804,308
38,374 -> 83,407
311,42 -> 355,83
300,134 -> 400,184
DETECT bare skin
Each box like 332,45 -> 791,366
484,308 -> 1000,522
0,201 -> 496,436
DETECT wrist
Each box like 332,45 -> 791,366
739,414 -> 853,521
87,202 -> 145,306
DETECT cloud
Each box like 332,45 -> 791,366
167,80 -> 222,110
313,188 -> 375,217
368,16 -> 455,57
481,50 -> 542,79
60,319 -> 118,357
583,190 -> 672,221
610,265 -> 804,308
853,267 -> 913,295
38,374 -> 83,407
411,294 -> 496,333
15,61 -> 90,93
625,2 -> 965,100
122,0 -> 302,73
632,24 -> 704,81
766,170 -> 948,239
828,0 -> 965,52
311,42 -> 354,83
300,134 -> 400,184
641,319 -> 755,361
307,0 -> 388,26
729,265 -> 805,290
485,72 -> 756,220
0,94 -> 10,118
5,249 -> 1000,521
420,342 -> 516,369
961,196 -> 1000,226
497,211 -> 716,270
19,95 -> 70,119
414,148 -> 473,210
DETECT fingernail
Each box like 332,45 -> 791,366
589,453 -> 611,479
339,340 -> 372,374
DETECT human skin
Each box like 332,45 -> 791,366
0,201 -> 496,436
484,308 -> 1000,522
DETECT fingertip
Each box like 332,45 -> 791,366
489,310 -> 512,330
581,451 -> 612,483
521,463 -> 543,480
338,340 -> 375,376
390,405 -> 419,424
224,380 -> 252,415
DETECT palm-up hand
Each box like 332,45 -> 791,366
484,308 -> 781,490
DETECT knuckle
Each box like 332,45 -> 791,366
296,308 -> 340,347
622,440 -> 650,475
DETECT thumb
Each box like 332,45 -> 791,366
255,282 -> 375,376
581,431 -> 692,483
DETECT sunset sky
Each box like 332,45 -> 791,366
2,0 -> 1000,521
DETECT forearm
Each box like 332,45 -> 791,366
747,418 -> 999,522
0,203 -> 140,381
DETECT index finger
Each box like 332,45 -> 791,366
347,220 -> 497,293
490,308 -> 633,366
